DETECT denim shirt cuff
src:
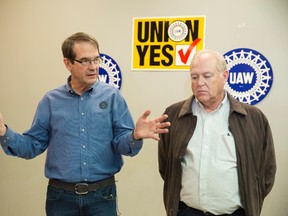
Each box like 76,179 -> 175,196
0,126 -> 13,147
129,132 -> 143,148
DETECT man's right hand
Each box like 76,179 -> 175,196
0,112 -> 7,136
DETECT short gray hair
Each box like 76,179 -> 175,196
190,49 -> 227,73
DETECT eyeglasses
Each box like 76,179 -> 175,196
73,57 -> 102,66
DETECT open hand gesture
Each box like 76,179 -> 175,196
133,110 -> 170,141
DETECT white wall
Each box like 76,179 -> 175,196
0,0 -> 287,215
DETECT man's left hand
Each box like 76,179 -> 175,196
133,110 -> 170,141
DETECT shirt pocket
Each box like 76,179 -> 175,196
217,133 -> 237,164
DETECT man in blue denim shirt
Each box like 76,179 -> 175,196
0,32 -> 170,216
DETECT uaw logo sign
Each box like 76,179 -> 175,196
99,53 -> 122,89
224,48 -> 273,105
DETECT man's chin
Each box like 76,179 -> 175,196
196,93 -> 208,100
86,77 -> 97,84
196,95 -> 210,103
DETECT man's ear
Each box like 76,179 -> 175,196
63,58 -> 72,70
223,70 -> 229,82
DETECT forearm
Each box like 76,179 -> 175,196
0,126 -> 49,158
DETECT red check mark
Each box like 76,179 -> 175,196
178,38 -> 201,64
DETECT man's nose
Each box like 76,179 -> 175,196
88,62 -> 98,69
197,76 -> 205,86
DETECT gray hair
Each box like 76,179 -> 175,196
190,49 -> 227,73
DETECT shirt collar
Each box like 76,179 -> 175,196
65,75 -> 96,95
194,91 -> 228,112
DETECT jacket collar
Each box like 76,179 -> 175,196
227,93 -> 247,116
178,96 -> 193,118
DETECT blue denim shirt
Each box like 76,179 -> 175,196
0,78 -> 143,182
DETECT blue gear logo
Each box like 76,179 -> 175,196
99,54 -> 122,90
224,48 -> 273,105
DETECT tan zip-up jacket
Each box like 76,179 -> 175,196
158,94 -> 276,216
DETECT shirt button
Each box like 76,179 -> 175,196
83,145 -> 86,148
81,129 -> 85,132
83,162 -> 86,165
81,112 -> 84,115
